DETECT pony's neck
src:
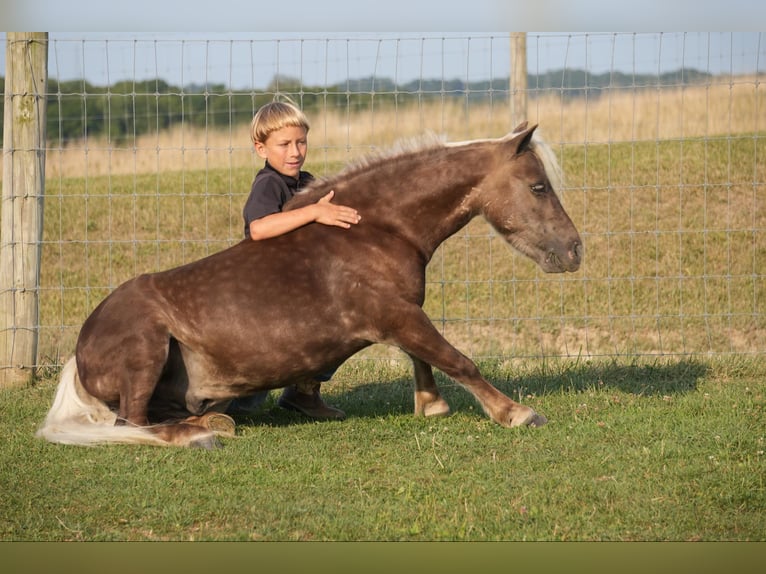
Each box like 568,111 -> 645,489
357,143 -> 488,260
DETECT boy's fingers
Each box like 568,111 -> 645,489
318,189 -> 335,203
339,207 -> 360,222
316,190 -> 361,227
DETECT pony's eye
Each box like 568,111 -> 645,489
530,183 -> 546,194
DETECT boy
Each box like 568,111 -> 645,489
227,100 -> 361,419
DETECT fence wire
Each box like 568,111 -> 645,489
1,32 -> 764,369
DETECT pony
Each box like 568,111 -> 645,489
37,122 -> 582,448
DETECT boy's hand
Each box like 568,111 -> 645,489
314,190 -> 361,229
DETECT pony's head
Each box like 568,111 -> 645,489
476,123 -> 583,273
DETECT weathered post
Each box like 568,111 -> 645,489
510,32 -> 528,127
1,32 -> 49,386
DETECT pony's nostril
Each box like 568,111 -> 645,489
570,241 -> 583,262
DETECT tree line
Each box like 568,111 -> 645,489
0,69 -> 712,144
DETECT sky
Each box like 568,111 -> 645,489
1,1 -> 765,89
2,32 -> 763,91
2,0 -> 765,31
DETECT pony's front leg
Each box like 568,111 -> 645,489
409,354 -> 451,417
391,307 -> 547,428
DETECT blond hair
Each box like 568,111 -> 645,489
250,100 -> 311,146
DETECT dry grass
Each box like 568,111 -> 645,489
529,75 -> 764,143
42,76 -> 764,179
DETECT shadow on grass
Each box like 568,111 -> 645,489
232,357 -> 710,425
493,358 -> 709,396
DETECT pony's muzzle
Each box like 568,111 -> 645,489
546,240 -> 583,272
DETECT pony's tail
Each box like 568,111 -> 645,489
36,357 -> 165,447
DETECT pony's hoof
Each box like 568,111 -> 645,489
526,412 -> 548,428
509,408 -> 548,428
185,412 -> 236,437
424,399 -> 451,418
205,413 -> 236,437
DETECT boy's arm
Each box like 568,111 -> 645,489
249,190 -> 361,241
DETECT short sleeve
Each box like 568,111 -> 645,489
242,173 -> 289,237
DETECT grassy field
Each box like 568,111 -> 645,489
2,355 -> 764,540
35,130 -> 766,360
24,78 -> 764,362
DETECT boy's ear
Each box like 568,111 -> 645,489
254,141 -> 268,159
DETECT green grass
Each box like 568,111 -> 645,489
2,356 -> 764,541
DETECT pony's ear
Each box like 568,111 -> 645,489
511,120 -> 529,133
503,123 -> 538,156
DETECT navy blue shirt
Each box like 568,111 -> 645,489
242,162 -> 315,238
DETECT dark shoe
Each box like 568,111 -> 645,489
278,383 -> 346,420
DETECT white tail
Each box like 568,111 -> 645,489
36,357 -> 166,447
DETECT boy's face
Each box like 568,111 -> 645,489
254,125 -> 308,178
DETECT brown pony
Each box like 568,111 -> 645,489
37,122 -> 582,448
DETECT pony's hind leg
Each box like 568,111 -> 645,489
117,378 -> 235,447
144,412 -> 236,448
410,355 -> 451,417
150,422 -> 222,449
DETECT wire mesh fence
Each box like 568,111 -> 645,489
1,32 -> 765,370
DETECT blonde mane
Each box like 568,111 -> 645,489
528,133 -> 566,196
315,132 -> 448,186
307,128 -> 565,197
445,128 -> 565,195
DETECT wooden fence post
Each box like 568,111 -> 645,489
1,32 -> 49,387
510,32 -> 527,127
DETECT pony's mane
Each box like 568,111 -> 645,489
301,128 -> 565,197
444,128 -> 565,195
528,133 -> 566,196
310,132 -> 448,190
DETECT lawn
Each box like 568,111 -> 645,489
2,355 -> 764,541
